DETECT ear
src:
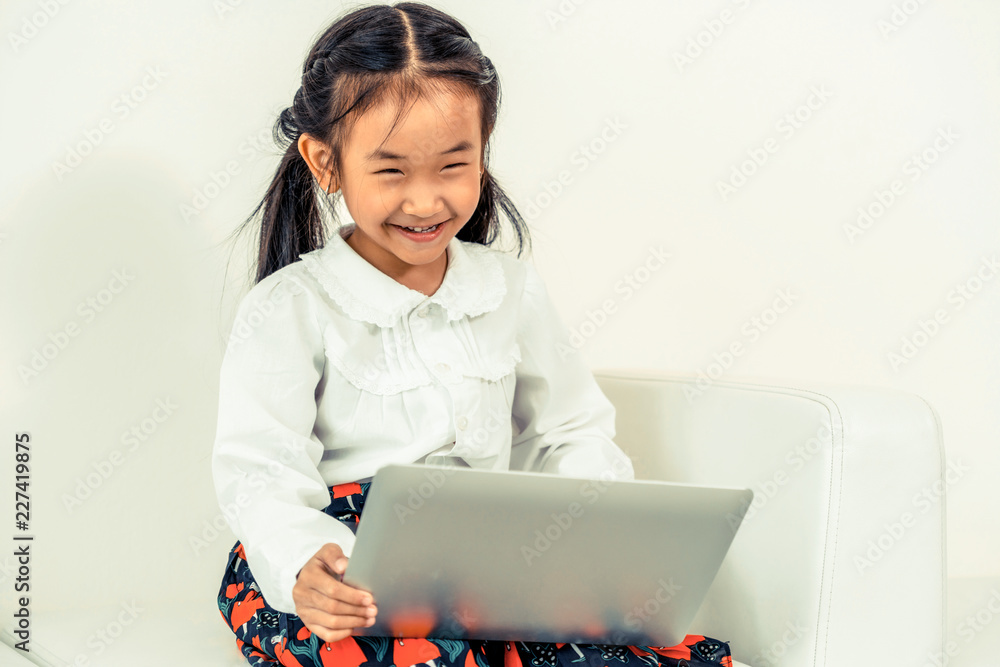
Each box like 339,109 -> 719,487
297,133 -> 339,194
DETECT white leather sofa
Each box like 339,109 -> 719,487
0,371 -> 959,667
593,370 -> 949,667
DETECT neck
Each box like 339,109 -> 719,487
343,226 -> 449,297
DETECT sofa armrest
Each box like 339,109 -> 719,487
593,369 -> 946,667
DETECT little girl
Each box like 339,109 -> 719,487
212,3 -> 736,666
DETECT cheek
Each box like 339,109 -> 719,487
355,181 -> 399,218
458,178 -> 482,211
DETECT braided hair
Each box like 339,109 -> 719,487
226,2 -> 531,285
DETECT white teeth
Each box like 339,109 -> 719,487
400,224 -> 439,232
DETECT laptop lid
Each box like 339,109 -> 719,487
343,463 -> 752,646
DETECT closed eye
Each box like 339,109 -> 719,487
375,163 -> 468,175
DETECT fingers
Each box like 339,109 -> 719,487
300,604 -> 376,643
308,545 -> 377,608
292,543 -> 379,644
330,557 -> 379,617
299,619 -> 356,644
297,564 -> 377,644
300,559 -> 376,612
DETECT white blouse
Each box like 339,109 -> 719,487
211,222 -> 634,614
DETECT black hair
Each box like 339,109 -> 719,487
225,1 -> 531,286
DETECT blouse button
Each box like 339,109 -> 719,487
456,416 -> 468,430
417,306 -> 430,317
435,362 -> 451,374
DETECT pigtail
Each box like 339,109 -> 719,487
250,109 -> 328,285
460,168 -> 531,258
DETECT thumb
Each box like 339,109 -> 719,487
316,543 -> 349,579
331,557 -> 349,582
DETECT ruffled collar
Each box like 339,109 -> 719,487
298,223 -> 507,328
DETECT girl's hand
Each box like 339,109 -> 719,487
292,543 -> 378,643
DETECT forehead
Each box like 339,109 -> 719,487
345,88 -> 481,160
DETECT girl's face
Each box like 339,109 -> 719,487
300,88 -> 484,292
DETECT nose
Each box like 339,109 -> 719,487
400,177 -> 445,220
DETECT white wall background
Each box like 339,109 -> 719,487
1,0 -> 997,622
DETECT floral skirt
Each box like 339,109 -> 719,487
217,481 -> 735,667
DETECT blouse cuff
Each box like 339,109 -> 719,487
537,439 -> 635,481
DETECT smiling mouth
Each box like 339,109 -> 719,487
390,220 -> 448,233
396,224 -> 440,232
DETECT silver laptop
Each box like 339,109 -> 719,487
342,463 -> 752,646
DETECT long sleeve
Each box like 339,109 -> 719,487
211,274 -> 358,614
508,263 -> 635,482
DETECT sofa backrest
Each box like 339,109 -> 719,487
594,370 -> 946,667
